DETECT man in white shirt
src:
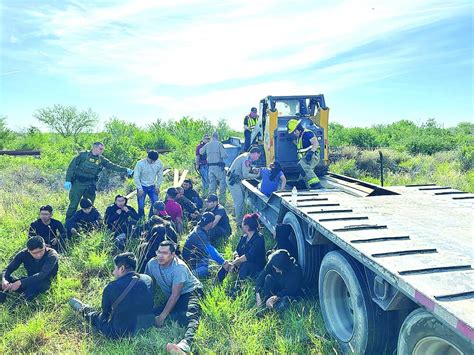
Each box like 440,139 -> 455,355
133,151 -> 164,218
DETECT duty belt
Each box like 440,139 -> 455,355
75,175 -> 96,183
208,162 -> 224,166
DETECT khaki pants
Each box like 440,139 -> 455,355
298,156 -> 320,188
227,178 -> 245,224
209,165 -> 226,203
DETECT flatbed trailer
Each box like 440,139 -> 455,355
242,174 -> 474,354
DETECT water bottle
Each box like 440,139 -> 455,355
291,186 -> 298,205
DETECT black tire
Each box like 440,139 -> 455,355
397,308 -> 472,355
282,212 -> 321,286
319,250 -> 393,354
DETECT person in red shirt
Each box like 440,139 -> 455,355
164,188 -> 183,234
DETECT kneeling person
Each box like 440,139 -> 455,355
255,249 -> 303,313
1,236 -> 59,303
69,252 -> 154,338
146,241 -> 203,354
204,194 -> 231,244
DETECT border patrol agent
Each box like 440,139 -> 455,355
287,119 -> 322,189
199,132 -> 227,204
226,147 -> 261,224
64,142 -> 133,220
243,107 -> 259,151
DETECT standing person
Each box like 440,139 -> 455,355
286,119 -> 322,189
255,249 -> 303,314
182,212 -> 226,278
65,198 -> 102,237
28,205 -> 67,252
216,213 -> 266,284
204,194 -> 231,244
145,241 -> 203,354
258,161 -> 287,197
226,147 -> 261,224
164,188 -> 184,234
243,107 -> 259,151
195,134 -> 210,194
69,252 -> 154,338
199,132 -> 227,204
1,236 -> 59,303
64,142 -> 133,220
133,150 -> 164,218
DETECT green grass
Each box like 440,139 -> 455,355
0,168 -> 337,354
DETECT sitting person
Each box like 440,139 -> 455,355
65,198 -> 102,237
29,205 -> 66,251
176,187 -> 200,221
255,249 -> 303,314
258,161 -> 286,197
182,212 -> 226,278
182,179 -> 203,210
105,195 -> 139,250
267,224 -> 298,259
69,252 -> 154,338
164,188 -> 184,234
204,194 -> 231,244
1,236 -> 59,303
217,213 -> 266,283
152,201 -> 171,220
145,241 -> 203,354
137,216 -> 179,272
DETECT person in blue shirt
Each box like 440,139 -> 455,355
258,161 -> 287,197
182,212 -> 228,278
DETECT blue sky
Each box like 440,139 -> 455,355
0,0 -> 472,131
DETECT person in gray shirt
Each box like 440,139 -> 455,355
145,240 -> 202,354
200,132 -> 227,204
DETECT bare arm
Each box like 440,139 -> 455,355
310,136 -> 319,152
158,282 -> 184,320
211,215 -> 222,228
279,174 -> 287,190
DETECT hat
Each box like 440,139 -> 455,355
153,201 -> 166,211
251,107 -> 257,112
249,146 -> 261,154
269,249 -> 293,272
199,212 -> 215,227
206,194 -> 218,203
80,198 -> 93,209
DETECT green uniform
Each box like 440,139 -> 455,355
296,130 -> 320,188
65,151 -> 127,220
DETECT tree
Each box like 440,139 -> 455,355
34,105 -> 98,138
0,115 -> 12,149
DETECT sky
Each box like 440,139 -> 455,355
0,0 -> 473,131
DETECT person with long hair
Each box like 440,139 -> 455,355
258,161 -> 287,197
217,213 -> 266,283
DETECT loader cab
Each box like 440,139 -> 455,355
259,95 -> 329,180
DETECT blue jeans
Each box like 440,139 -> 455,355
137,185 -> 159,218
199,165 -> 209,192
193,260 -> 210,278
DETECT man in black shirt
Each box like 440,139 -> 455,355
182,179 -> 203,210
1,236 -> 59,303
255,249 -> 303,314
69,252 -> 154,338
65,198 -> 102,237
28,205 -> 66,251
205,194 -> 231,244
104,195 -> 139,250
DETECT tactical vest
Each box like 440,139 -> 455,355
74,152 -> 104,181
297,130 -> 316,160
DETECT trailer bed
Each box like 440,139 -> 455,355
244,180 -> 474,341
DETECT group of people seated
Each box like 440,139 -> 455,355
1,158 -> 303,354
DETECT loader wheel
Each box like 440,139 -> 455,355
319,250 -> 393,354
397,308 -> 470,355
282,212 -> 321,286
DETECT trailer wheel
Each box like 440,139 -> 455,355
319,250 -> 392,354
397,308 -> 469,355
282,212 -> 321,285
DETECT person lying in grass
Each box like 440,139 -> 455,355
145,240 -> 203,354
69,252 -> 154,339
1,236 -> 59,303
255,249 -> 303,314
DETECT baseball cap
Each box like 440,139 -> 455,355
199,212 -> 215,226
205,194 -> 218,203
